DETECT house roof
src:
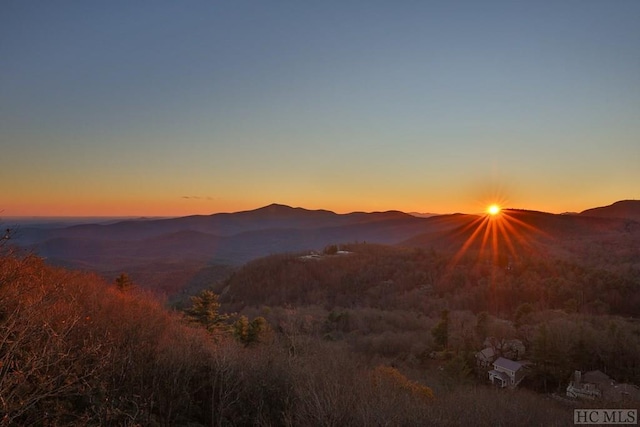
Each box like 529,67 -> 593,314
476,347 -> 495,359
583,370 -> 612,385
494,357 -> 523,372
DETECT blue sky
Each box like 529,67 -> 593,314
2,1 -> 639,216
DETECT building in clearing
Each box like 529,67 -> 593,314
488,357 -> 526,388
475,347 -> 496,368
566,370 -> 640,402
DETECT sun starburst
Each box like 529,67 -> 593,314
447,205 -> 547,273
487,204 -> 501,216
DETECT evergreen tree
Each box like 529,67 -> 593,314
323,244 -> 338,255
184,289 -> 229,334
115,273 -> 134,292
514,303 -> 533,329
475,311 -> 489,341
431,309 -> 449,350
233,315 -> 268,346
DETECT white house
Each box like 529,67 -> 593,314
488,357 -> 526,388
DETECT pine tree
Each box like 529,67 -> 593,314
233,315 -> 268,346
431,309 -> 449,350
184,290 -> 229,334
115,273 -> 134,292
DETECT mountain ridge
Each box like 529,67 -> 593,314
579,199 -> 640,221
10,200 -> 640,295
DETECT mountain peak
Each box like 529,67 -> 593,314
580,200 -> 640,221
230,204 -> 340,223
257,203 -> 296,212
250,203 -> 336,216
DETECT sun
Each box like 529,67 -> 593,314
487,204 -> 501,216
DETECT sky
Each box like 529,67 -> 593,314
2,1 -> 639,217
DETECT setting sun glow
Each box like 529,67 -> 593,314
487,204 -> 501,216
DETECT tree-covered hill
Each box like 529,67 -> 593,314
1,252 -> 586,425
219,242 -> 640,317
10,202 -> 640,301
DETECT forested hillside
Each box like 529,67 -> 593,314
0,251 -> 589,426
220,243 -> 640,317
3,202 -> 640,424
217,243 -> 640,392
12,204 -> 640,302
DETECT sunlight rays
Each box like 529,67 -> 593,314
447,207 -> 548,273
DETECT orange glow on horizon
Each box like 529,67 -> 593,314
3,199 -> 241,218
4,194 -> 606,218
4,196 -> 503,218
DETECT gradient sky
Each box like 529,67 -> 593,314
2,1 -> 639,217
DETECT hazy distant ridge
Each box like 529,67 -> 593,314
13,203 -> 428,267
10,200 -> 640,294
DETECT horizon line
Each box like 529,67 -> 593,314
0,204 -> 596,220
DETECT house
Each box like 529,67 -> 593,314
501,339 -> 525,360
488,357 -> 526,388
475,347 -> 496,368
567,370 -> 640,402
482,337 -> 526,360
566,370 -> 608,399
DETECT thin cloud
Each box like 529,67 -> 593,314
181,196 -> 214,200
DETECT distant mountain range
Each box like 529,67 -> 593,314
9,200 -> 640,295
12,203 -> 430,267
